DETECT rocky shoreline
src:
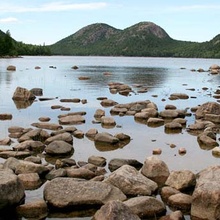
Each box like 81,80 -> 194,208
0,64 -> 220,219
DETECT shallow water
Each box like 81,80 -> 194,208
0,56 -> 220,219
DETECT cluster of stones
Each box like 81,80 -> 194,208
0,154 -> 220,219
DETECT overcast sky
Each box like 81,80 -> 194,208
0,0 -> 219,45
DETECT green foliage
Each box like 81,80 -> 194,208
0,29 -> 51,57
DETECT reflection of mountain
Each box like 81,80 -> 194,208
72,66 -> 168,91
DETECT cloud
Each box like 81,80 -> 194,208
0,17 -> 18,23
169,4 -> 220,12
0,2 -> 107,13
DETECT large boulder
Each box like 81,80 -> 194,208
93,200 -> 140,220
104,165 -> 158,196
141,156 -> 170,186
12,87 -> 36,101
0,169 -> 25,210
123,196 -> 166,218
191,165 -> 220,220
195,102 -> 220,119
43,178 -> 126,209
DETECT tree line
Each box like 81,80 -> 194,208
0,30 -> 51,57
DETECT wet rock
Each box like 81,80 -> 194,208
38,117 -> 50,122
60,98 -> 80,103
31,122 -> 63,131
0,169 -> 25,210
212,146 -> 220,157
58,115 -> 85,125
110,107 -> 128,115
15,160 -> 50,176
168,193 -> 192,212
0,150 -> 31,159
0,114 -> 12,120
45,168 -> 67,180
114,133 -> 130,142
13,140 -> 45,153
66,167 -> 96,180
165,104 -> 177,110
104,165 -> 158,196
24,156 -> 42,164
178,148 -> 187,155
152,148 -> 162,155
159,210 -> 185,220
7,65 -> 16,71
160,186 -> 181,203
45,132 -> 73,145
16,199 -> 48,219
18,172 -> 42,190
94,132 -> 119,144
108,158 -> 143,172
30,88 -> 43,96
86,128 -> 98,139
88,155 -> 106,167
197,132 -> 219,149
100,99 -> 118,107
165,122 -> 182,130
93,200 -> 141,220
187,121 -> 206,131
73,129 -> 84,138
12,86 -> 36,101
94,109 -> 105,118
205,113 -> 220,123
101,116 -> 116,127
44,178 -> 127,209
141,156 -> 170,186
169,93 -> 189,100
191,165 -> 220,220
78,76 -> 90,80
173,118 -> 187,125
124,196 -> 166,219
45,140 -> 74,156
147,117 -> 164,127
0,137 -> 11,145
195,102 -> 220,119
159,110 -> 179,119
165,170 -> 196,191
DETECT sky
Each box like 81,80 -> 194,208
0,0 -> 220,45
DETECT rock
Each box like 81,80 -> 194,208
173,118 -> 187,125
60,98 -> 81,103
0,137 -> 11,145
86,128 -> 98,139
0,169 -> 25,210
165,122 -> 182,130
38,116 -> 50,122
30,88 -> 43,96
16,199 -> 48,219
31,122 -> 63,130
45,168 -> 67,180
94,132 -> 119,144
212,147 -> 220,157
205,113 -> 220,123
108,158 -> 143,172
45,140 -> 74,156
101,116 -> 116,127
124,196 -> 166,218
209,64 -> 220,70
45,132 -> 73,145
159,110 -> 179,119
160,186 -> 181,203
88,155 -> 106,167
159,210 -> 185,220
147,117 -> 164,127
58,115 -> 85,125
93,200 -> 141,220
24,156 -> 42,164
165,104 -> 177,110
197,132 -> 219,149
191,165 -> 220,220
165,170 -> 196,191
43,178 -> 126,209
7,65 -> 16,71
18,173 -> 42,190
13,140 -> 45,152
15,160 -> 50,176
168,193 -> 192,212
178,148 -> 187,155
110,107 -> 128,115
195,102 -> 220,119
73,129 -> 84,138
78,76 -> 90,80
141,156 -> 170,186
94,109 -> 105,118
187,121 -> 206,130
66,167 -> 96,180
100,99 -> 118,107
12,86 -> 36,101
169,93 -> 189,100
104,165 -> 158,196
0,150 -> 31,159
0,114 -> 12,120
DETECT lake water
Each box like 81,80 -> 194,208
0,56 -> 220,219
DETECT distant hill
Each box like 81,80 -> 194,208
49,21 -> 220,58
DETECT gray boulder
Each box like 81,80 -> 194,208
93,200 -> 141,220
191,165 -> 220,220
104,165 -> 158,196
0,169 -> 25,210
43,178 -> 126,209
